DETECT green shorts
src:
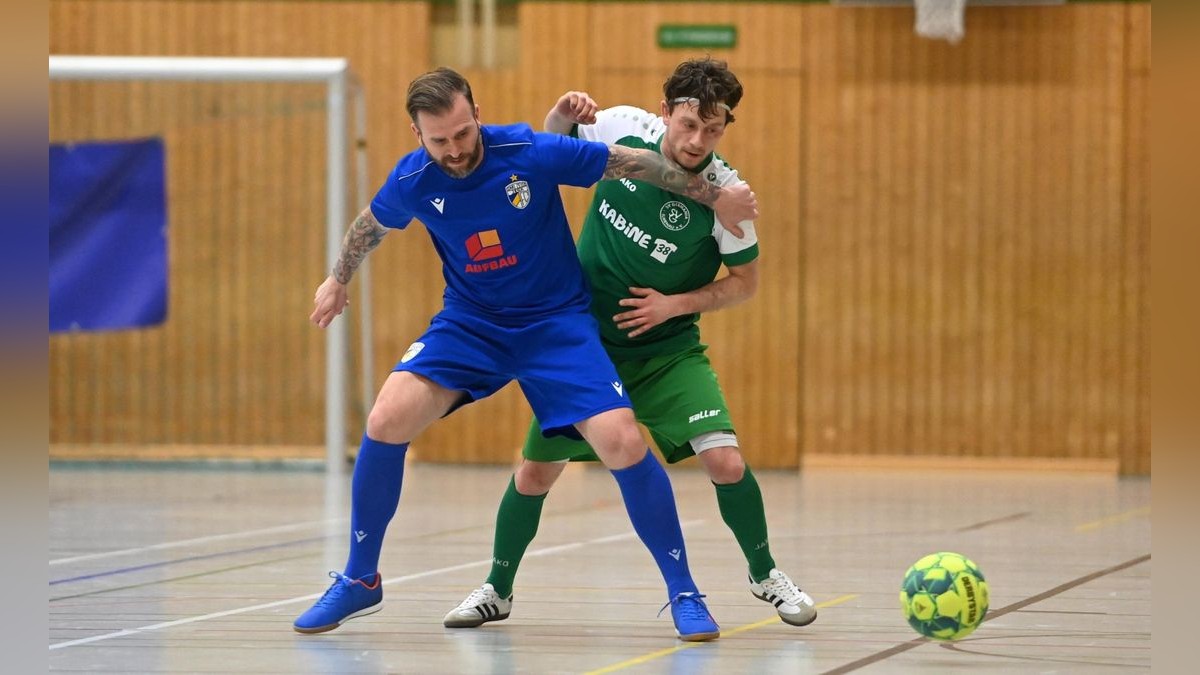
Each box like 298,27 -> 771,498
522,344 -> 735,465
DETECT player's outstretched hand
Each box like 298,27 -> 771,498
713,183 -> 758,238
310,275 -> 350,328
553,91 -> 599,125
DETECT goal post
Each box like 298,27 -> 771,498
49,55 -> 370,474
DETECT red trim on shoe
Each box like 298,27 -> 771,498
354,573 -> 382,590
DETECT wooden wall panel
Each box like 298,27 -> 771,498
799,4 -> 1149,473
1122,4 -> 1150,475
49,1 -> 1150,474
588,2 -> 802,71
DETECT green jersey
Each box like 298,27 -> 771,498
572,106 -> 759,360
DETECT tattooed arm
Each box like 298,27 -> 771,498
332,208 -> 389,284
603,145 -> 757,237
310,207 -> 389,328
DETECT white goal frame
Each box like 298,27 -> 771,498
49,55 -> 372,474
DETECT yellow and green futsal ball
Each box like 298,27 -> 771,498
900,551 -> 990,640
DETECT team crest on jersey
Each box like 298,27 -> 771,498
505,175 -> 531,210
659,200 -> 691,231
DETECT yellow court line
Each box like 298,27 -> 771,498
1075,506 -> 1151,532
583,593 -> 860,675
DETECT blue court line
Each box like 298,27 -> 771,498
51,551 -> 316,602
50,534 -> 329,585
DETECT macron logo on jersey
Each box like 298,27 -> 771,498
430,197 -> 445,214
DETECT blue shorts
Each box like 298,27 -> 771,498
393,309 -> 630,438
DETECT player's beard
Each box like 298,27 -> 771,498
437,133 -> 484,178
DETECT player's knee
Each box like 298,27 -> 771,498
703,446 -> 746,484
514,460 -> 563,495
590,427 -> 647,468
614,423 -> 646,456
365,404 -> 412,444
606,428 -> 648,467
579,409 -> 646,468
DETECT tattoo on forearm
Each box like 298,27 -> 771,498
332,210 -> 387,284
603,146 -> 721,205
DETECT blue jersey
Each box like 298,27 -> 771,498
370,123 -> 610,323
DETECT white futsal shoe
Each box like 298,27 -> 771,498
750,568 -> 818,626
444,583 -> 513,628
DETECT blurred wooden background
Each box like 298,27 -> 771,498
48,1 -> 1150,474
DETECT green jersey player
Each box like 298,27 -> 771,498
445,58 -> 817,634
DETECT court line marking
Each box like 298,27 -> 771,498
49,518 -> 347,566
584,594 -> 860,675
51,552 -> 316,602
1075,506 -> 1150,532
819,553 -> 1151,674
955,511 -> 1032,532
51,494 -> 649,597
50,493 -> 630,571
48,519 -> 704,651
51,506 -> 622,593
51,536 -> 330,585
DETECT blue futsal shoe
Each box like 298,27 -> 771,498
293,571 -> 383,634
660,592 -> 720,642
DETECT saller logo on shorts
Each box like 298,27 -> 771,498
688,409 -> 721,423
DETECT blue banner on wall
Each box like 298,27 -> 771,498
50,138 -> 168,332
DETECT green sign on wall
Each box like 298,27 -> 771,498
657,24 -> 738,49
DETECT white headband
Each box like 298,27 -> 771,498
670,97 -> 732,113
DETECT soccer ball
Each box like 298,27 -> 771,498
900,552 -> 989,640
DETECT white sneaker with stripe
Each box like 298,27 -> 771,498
444,583 -> 513,628
749,568 -> 818,626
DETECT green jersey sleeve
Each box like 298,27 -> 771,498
707,156 -> 759,266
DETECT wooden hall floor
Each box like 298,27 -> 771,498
49,461 -> 1151,673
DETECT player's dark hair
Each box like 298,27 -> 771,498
662,57 -> 744,124
406,67 -> 476,123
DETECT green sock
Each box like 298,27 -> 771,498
485,475 -> 546,598
714,465 -> 776,583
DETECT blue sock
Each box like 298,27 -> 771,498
610,450 -> 698,598
343,435 -> 408,579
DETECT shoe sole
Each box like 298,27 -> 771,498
293,601 -> 384,634
752,591 -> 818,627
676,630 -> 720,642
444,611 -> 510,629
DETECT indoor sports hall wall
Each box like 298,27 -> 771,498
48,0 -> 1150,474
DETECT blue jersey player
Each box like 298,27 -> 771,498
293,68 -> 758,642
